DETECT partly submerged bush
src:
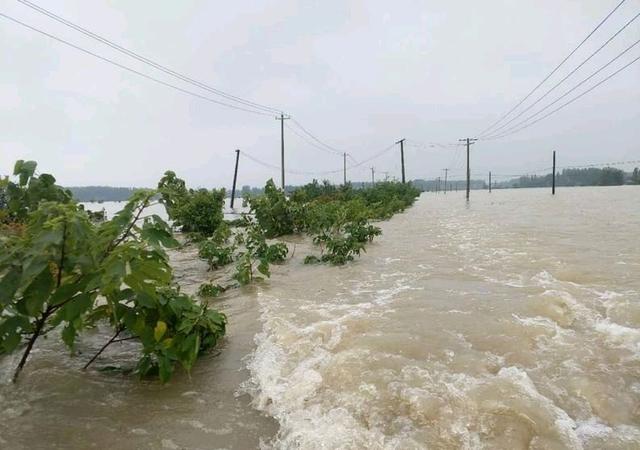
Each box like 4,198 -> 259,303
244,179 -> 295,238
158,171 -> 225,236
246,178 -> 417,265
0,161 -> 226,383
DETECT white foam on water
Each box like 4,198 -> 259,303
576,418 -> 640,447
594,319 -> 640,356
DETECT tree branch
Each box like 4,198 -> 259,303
107,198 -> 149,253
82,327 -> 123,370
12,308 -> 51,383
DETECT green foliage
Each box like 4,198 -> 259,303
306,214 -> 381,265
245,179 -> 295,238
198,241 -> 235,270
632,168 -> 640,185
0,162 -> 226,383
246,179 -> 414,265
119,287 -> 226,383
194,216 -> 288,287
505,167 -> 628,188
231,219 -> 289,285
1,160 -> 72,224
197,283 -> 225,298
158,171 -> 225,236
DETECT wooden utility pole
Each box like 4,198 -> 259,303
343,152 -> 347,185
276,114 -> 290,190
443,169 -> 449,194
230,149 -> 240,209
489,171 -> 492,193
552,150 -> 556,195
396,138 -> 406,183
371,167 -> 375,185
459,138 -> 478,200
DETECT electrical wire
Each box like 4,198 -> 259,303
284,123 -> 343,156
482,50 -> 640,140
289,119 -> 345,155
15,0 -> 284,115
478,11 -> 640,139
476,0 -> 627,137
240,151 -> 344,176
0,12 -> 275,116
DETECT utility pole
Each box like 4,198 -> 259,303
276,113 -> 290,191
459,138 -> 478,200
443,169 -> 449,195
552,150 -> 556,195
396,138 -> 406,183
371,167 -> 375,185
343,152 -> 347,185
230,149 -> 240,209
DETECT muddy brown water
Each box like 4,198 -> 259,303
1,186 -> 639,449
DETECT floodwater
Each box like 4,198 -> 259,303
81,198 -> 246,222
1,186 -> 639,449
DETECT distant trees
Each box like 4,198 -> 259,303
504,167 -> 626,188
632,167 -> 640,185
67,186 -> 138,202
598,168 -> 624,186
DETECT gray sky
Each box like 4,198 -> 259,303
1,0 -> 639,188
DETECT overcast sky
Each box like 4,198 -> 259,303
1,0 -> 639,188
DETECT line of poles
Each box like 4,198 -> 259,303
229,127 -> 561,208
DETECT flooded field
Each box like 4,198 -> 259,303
1,186 -> 639,449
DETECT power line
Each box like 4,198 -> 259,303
476,0 -> 628,137
284,123 -> 343,156
348,143 -> 397,168
240,151 -> 343,176
1,10 -> 400,180
15,0 -> 284,115
482,48 -> 640,140
289,119 -> 345,155
0,12 -> 275,116
478,10 -> 640,139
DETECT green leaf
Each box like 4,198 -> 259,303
154,321 -> 167,342
0,267 -> 22,306
158,355 -> 173,383
21,266 -> 55,315
61,322 -> 76,348
257,259 -> 271,277
58,292 -> 95,322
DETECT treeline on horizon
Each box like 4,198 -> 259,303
65,167 -> 639,202
497,167 -> 640,189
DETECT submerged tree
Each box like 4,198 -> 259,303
0,161 -> 226,383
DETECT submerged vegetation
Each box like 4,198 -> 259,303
0,161 -> 419,384
0,161 -> 226,383
245,179 -> 419,264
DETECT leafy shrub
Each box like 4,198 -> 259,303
246,179 -> 418,266
197,283 -> 225,298
245,179 -> 295,238
1,160 -> 72,224
306,219 -> 380,265
158,171 -> 225,236
231,220 -> 289,285
198,240 -> 235,270
0,162 -> 226,383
